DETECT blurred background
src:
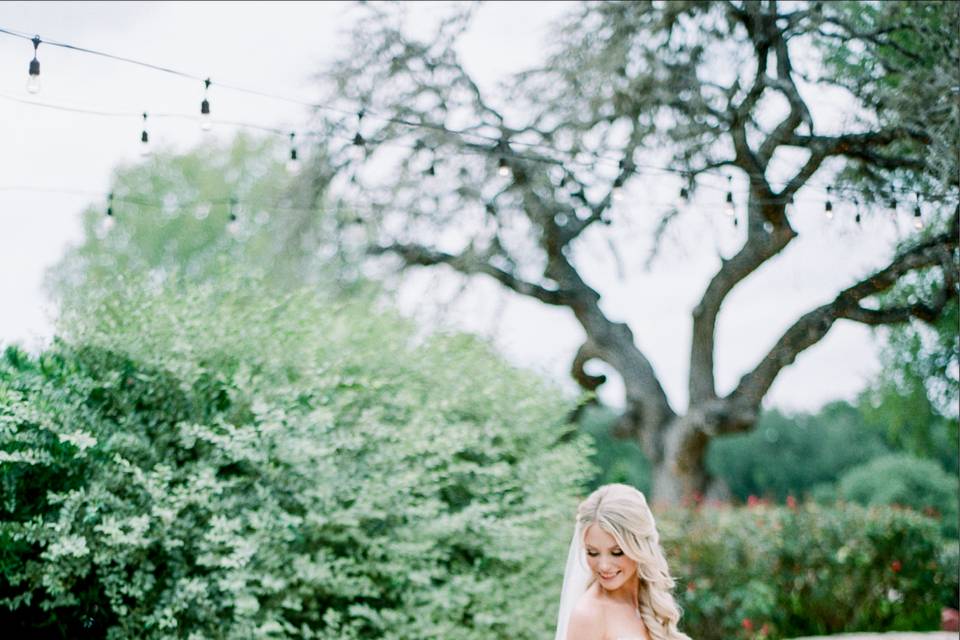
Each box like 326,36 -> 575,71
1,2 -> 957,638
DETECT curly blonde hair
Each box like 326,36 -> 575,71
576,483 -> 692,640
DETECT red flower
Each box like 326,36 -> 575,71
891,559 -> 902,572
747,495 -> 760,507
742,618 -> 754,632
686,581 -> 696,593
786,495 -> 797,510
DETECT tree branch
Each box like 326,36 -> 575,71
727,218 -> 959,417
369,242 -> 574,306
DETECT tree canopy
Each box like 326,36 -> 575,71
307,0 -> 960,502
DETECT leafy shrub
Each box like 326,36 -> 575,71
662,502 -> 956,640
837,453 -> 958,538
707,403 -> 889,502
0,275 -> 593,639
577,405 -> 651,493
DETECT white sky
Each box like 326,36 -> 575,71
0,1 -> 917,415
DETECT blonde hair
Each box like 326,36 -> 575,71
576,483 -> 692,640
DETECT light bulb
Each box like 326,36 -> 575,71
612,177 -> 624,202
200,101 -> 212,131
227,213 -> 240,236
26,36 -> 41,94
286,133 -> 300,174
139,113 -> 150,156
497,157 -> 510,178
723,175 -> 734,216
286,149 -> 301,175
26,69 -> 40,94
724,192 -> 735,217
200,78 -> 212,131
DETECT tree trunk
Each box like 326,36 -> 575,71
649,414 -> 727,505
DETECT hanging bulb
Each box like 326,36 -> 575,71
724,175 -> 735,216
286,132 -> 301,175
497,156 -> 511,178
853,197 -> 861,226
101,193 -> 116,234
26,36 -> 41,94
200,78 -> 212,131
913,192 -> 923,230
139,112 -> 151,156
226,198 -> 239,236
824,186 -> 833,220
612,176 -> 625,202
349,131 -> 366,163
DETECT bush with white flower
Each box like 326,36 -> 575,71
0,273 -> 593,639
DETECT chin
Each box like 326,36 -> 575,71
598,571 -> 632,590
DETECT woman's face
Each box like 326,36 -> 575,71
583,523 -> 638,592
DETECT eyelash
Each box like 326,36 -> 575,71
587,551 -> 624,557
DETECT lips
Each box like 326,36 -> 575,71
599,572 -> 620,580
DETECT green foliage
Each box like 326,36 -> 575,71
819,0 -> 960,198
49,133 -> 345,308
0,274 -> 593,639
577,405 -> 651,494
858,296 -> 959,475
663,503 -> 957,640
706,403 -> 889,502
836,453 -> 958,539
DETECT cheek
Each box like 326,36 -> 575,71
585,555 -> 599,572
618,556 -> 638,576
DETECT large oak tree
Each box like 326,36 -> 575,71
314,1 -> 959,503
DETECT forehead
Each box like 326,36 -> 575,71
583,524 -> 619,549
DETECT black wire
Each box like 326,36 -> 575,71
1,25 -> 956,206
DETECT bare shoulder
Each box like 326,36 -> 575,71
565,590 -> 607,640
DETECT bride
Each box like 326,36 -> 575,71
554,483 -> 692,640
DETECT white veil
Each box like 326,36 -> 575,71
554,522 -> 592,640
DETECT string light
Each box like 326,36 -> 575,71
26,35 -> 41,94
199,78 -> 212,131
612,176 -> 625,202
724,175 -> 734,216
226,197 -> 239,236
913,192 -> 923,230
496,156 -> 510,178
853,197 -> 861,225
1,25 -> 956,210
0,26 -> 955,234
101,192 -> 115,234
286,132 -> 300,175
140,112 -> 150,156
824,185 -> 834,220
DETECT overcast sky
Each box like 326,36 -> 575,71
0,1 -> 919,414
